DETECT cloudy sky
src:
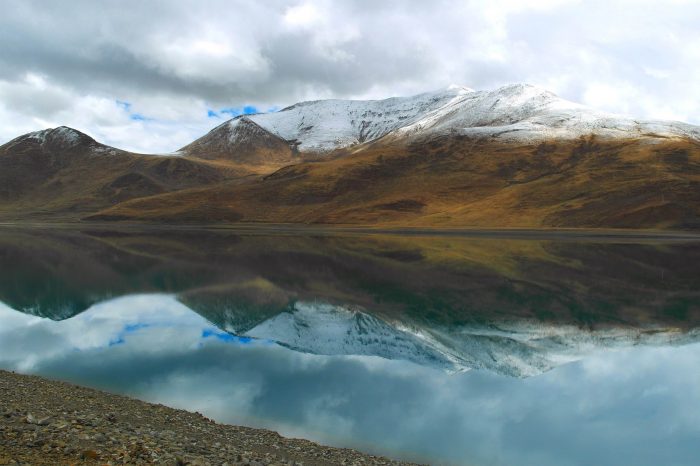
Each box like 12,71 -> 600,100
1,0 -> 699,152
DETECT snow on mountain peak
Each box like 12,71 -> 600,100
3,126 -> 96,152
263,85 -> 691,150
194,83 -> 700,157
447,83 -> 475,94
245,87 -> 466,152
393,83 -> 700,142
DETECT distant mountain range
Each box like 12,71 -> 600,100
2,84 -> 699,228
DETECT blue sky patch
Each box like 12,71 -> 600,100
116,100 -> 152,122
116,100 -> 132,111
209,105 -> 260,118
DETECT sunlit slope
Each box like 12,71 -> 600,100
0,127 -> 260,220
91,135 -> 700,229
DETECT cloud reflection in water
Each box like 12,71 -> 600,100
1,295 -> 700,466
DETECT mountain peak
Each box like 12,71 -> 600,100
8,126 -> 96,151
488,83 -> 559,102
446,83 -> 475,94
181,114 -> 296,164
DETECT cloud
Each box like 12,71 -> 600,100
0,0 -> 699,151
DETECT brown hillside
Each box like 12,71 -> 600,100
88,135 -> 700,229
0,128 -> 247,220
180,117 -> 299,165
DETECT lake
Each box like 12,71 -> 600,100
1,226 -> 699,465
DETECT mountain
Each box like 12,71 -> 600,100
389,83 -> 700,142
2,84 -> 700,228
181,87 -> 469,159
180,116 -> 299,165
182,84 -> 700,157
0,126 -> 245,220
92,134 -> 700,229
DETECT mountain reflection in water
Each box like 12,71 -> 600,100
1,227 -> 699,465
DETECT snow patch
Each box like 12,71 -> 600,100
16,126 -> 88,149
204,83 -> 700,153
245,87 -> 470,152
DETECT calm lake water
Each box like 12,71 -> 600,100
1,227 -> 699,465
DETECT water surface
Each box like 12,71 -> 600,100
1,227 -> 699,465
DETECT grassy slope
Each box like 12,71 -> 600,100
0,138 -> 261,220
88,135 -> 700,229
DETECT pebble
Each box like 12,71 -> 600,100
0,369 -> 420,465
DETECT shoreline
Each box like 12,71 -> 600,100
0,370 -> 419,466
1,221 -> 700,241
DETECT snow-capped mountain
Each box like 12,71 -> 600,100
179,117 -> 296,163
391,84 -> 700,142
5,126 -> 90,149
4,83 -> 700,227
182,84 -> 700,160
180,86 -> 470,159
0,126 -> 123,156
212,300 -> 700,378
10,84 -> 700,163
248,86 -> 471,151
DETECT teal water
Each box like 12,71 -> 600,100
1,227 -> 699,465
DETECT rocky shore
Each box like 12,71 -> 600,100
0,370 -> 419,465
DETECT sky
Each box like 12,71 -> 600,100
1,0 -> 699,152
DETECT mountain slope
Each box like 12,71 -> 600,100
180,116 -> 298,164
243,86 -> 471,152
390,84 -> 700,142
0,127 -> 243,220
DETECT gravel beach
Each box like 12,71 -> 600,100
0,370 -> 420,466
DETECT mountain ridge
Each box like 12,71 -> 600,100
179,83 -> 700,161
5,84 -> 700,157
2,83 -> 700,229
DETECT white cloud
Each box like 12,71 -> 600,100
0,0 -> 698,151
283,2 -> 322,29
